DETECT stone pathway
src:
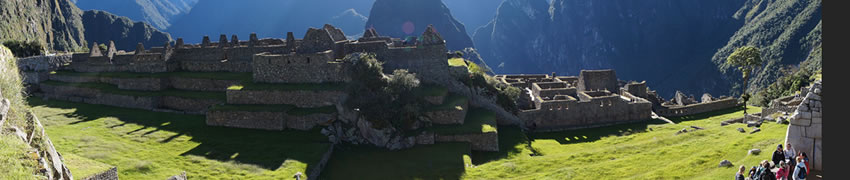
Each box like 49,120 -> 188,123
651,111 -> 675,124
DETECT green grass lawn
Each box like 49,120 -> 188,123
427,108 -> 498,135
425,94 -> 468,112
30,98 -> 332,179
320,143 -> 473,180
0,134 -> 40,179
41,81 -> 226,100
62,152 -> 113,178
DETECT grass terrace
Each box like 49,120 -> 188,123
414,84 -> 449,97
41,81 -> 226,100
63,152 -> 113,178
227,82 -> 346,92
425,94 -> 468,112
427,108 -> 498,135
30,98 -> 332,179
209,104 -> 337,116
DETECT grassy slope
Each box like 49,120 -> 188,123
0,135 -> 39,179
30,98 -> 332,179
322,106 -> 780,179
62,152 -> 113,178
428,108 -> 497,135
0,45 -> 40,179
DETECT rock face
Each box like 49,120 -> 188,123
81,10 -> 173,51
0,0 -> 87,51
785,80 -> 822,171
365,0 -> 474,51
73,0 -> 199,30
719,160 -> 733,167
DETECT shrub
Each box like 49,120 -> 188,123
344,53 -> 424,132
2,40 -> 43,57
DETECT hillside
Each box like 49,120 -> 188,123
73,0 -> 199,30
0,0 -> 87,52
473,0 -> 745,98
82,10 -> 172,51
711,0 -> 822,96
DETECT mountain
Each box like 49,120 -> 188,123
441,0 -> 503,36
474,0 -> 749,98
0,0 -> 87,52
166,0 -> 374,43
365,0 -> 474,51
711,0 -> 821,95
72,0 -> 199,30
331,9 -> 369,39
82,10 -> 173,51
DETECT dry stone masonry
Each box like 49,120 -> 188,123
785,80 -> 822,171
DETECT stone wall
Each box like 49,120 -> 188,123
16,54 -> 73,72
423,100 -> 468,125
577,69 -> 618,92
252,51 -> 351,83
226,90 -> 347,108
178,60 -> 253,72
379,45 -> 449,82
205,110 -> 335,131
785,80 -> 822,171
434,132 -> 498,151
49,73 -> 240,92
520,91 -> 652,131
39,84 -> 223,113
655,97 -> 739,117
81,167 -> 118,180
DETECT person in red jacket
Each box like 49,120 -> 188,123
776,161 -> 789,180
800,152 -> 810,175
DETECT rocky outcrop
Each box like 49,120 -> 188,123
81,10 -> 173,51
365,0 -> 474,51
785,80 -> 821,171
0,0 -> 87,51
73,0 -> 199,30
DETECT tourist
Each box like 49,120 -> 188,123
784,143 -> 796,179
776,161 -> 788,180
793,156 -> 807,180
756,160 -> 775,180
748,166 -> 758,180
736,165 -> 747,180
771,144 -> 785,168
800,152 -> 810,175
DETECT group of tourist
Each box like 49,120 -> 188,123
735,143 -> 810,180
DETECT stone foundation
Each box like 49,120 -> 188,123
434,132 -> 498,151
785,81 -> 822,171
226,90 -> 346,108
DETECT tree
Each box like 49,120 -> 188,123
2,40 -> 43,57
726,46 -> 763,114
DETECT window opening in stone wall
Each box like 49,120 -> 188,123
307,57 -> 311,63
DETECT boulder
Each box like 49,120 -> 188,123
737,128 -> 746,133
748,149 -> 761,155
750,128 -> 761,134
719,160 -> 733,167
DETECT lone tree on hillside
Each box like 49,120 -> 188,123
726,46 -> 763,114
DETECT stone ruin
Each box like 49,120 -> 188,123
496,69 -> 741,132
784,80 -> 822,171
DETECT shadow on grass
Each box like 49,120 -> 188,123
28,98 -> 331,171
321,143 -> 468,180
469,126 -> 529,165
666,105 -> 747,124
529,119 -> 670,145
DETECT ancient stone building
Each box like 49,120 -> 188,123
785,80 -> 822,171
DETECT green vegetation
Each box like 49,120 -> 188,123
63,152 -> 113,178
210,104 -> 336,116
414,84 -> 448,97
345,53 -> 426,132
726,46 -> 764,113
751,51 -> 822,107
29,98 -> 332,179
0,135 -> 39,179
41,81 -> 226,100
427,108 -> 497,135
2,40 -> 44,57
321,143 -> 472,180
457,70 -> 521,114
232,82 -> 347,91
425,94 -> 467,112
322,106 -> 783,179
449,57 -> 488,75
